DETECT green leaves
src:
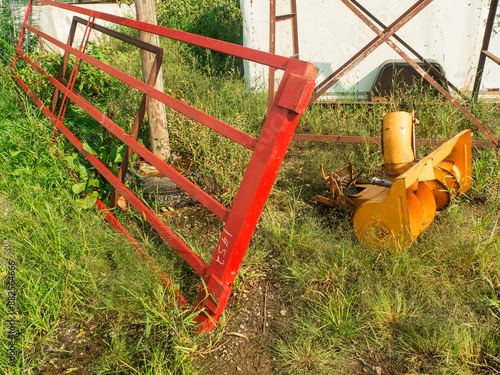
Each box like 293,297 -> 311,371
72,181 -> 86,194
67,137 -> 126,209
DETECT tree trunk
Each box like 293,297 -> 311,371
135,0 -> 170,162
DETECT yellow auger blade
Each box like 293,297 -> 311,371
352,129 -> 472,251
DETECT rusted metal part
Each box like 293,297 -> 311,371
50,18 -> 166,206
51,19 -> 77,114
309,0 -> 433,104
348,0 -> 463,99
291,134 -> 495,148
290,0 -> 299,59
115,51 -> 162,184
27,23 -> 258,152
482,50 -> 500,67
343,2 -> 500,147
268,0 -> 299,109
55,15 -> 95,133
473,0 -> 499,100
13,1 -> 318,330
268,0 -> 276,109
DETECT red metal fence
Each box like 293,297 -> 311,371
12,0 -> 318,330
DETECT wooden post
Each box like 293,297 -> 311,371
135,0 -> 170,162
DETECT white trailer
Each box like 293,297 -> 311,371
240,0 -> 500,100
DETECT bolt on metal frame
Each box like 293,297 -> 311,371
12,0 -> 318,330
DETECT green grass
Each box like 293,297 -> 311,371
2,11 -> 500,374
0,66 -> 208,373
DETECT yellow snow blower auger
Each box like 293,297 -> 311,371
313,111 -> 472,251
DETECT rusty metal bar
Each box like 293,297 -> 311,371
17,47 -> 230,221
115,53 -> 160,181
290,0 -> 299,59
56,15 -> 95,127
51,18 -> 78,113
310,0 -> 433,104
348,0 -> 463,98
473,0 -> 499,100
56,18 -> 166,205
95,199 -> 189,306
343,2 -> 499,147
291,134 -> 495,148
51,16 -> 165,193
111,50 -> 162,206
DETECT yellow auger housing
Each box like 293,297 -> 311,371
313,111 -> 472,251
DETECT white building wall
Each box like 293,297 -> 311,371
241,0 -> 498,98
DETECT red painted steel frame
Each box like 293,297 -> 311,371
13,0 -> 318,330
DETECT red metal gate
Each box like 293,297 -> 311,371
12,0 -> 318,330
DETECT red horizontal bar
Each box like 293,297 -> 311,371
25,24 -> 258,152
95,199 -> 188,306
16,48 -> 229,221
36,0 -> 292,70
13,70 -> 209,276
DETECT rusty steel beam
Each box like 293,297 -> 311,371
482,50 -> 500,67
55,16 -> 95,130
292,134 -> 495,148
348,0 -> 463,99
36,0 -> 292,70
290,0 -> 299,59
309,0 -> 433,104
14,0 -> 319,331
343,1 -> 500,147
268,0 -> 299,109
473,0 -> 499,100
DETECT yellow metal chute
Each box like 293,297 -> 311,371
313,112 -> 472,252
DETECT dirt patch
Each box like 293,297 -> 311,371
37,322 -> 105,375
199,276 -> 291,375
